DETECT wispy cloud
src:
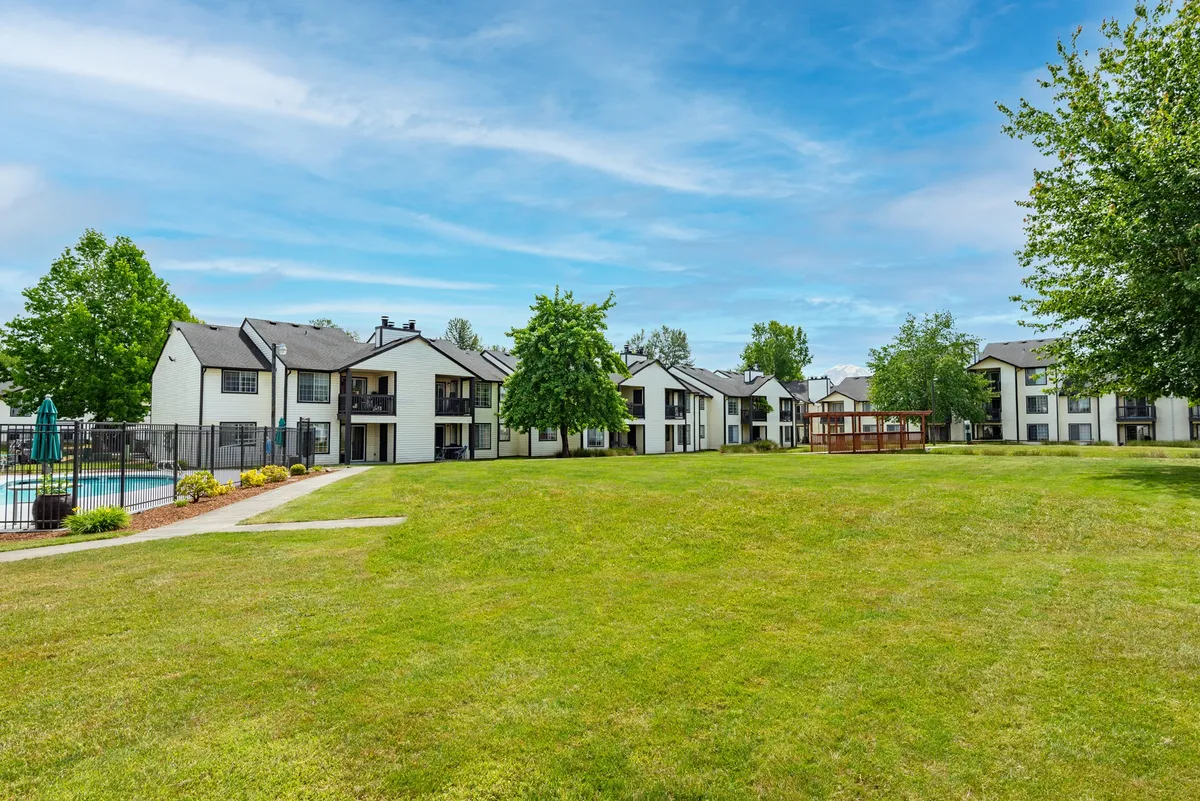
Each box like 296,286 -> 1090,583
159,258 -> 494,291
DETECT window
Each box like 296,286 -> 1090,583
699,398 -> 706,412
474,383 -> 492,408
782,427 -> 792,444
539,428 -> 557,441
219,422 -> 256,447
678,425 -> 688,445
983,369 -> 1002,393
1025,367 -> 1048,386
1027,423 -> 1050,441
1026,395 -> 1049,414
727,425 -> 740,443
221,370 -> 258,394
1067,396 -> 1092,413
860,401 -> 872,412
499,424 -> 511,442
311,422 -> 330,454
863,424 -> 877,433
1068,423 -> 1093,441
886,423 -> 900,432
471,423 -> 492,450
297,372 -> 330,403
587,429 -> 605,448
727,398 -> 739,416
699,424 -> 706,440
828,401 -> 845,413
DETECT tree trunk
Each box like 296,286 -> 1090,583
560,423 -> 570,457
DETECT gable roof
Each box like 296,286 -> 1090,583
428,339 -> 510,383
483,349 -> 517,371
175,322 -> 271,370
620,359 -> 711,397
244,318 -> 370,371
784,379 -> 814,403
971,338 -> 1058,370
818,375 -> 871,403
674,365 -> 771,398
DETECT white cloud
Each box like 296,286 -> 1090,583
879,170 -> 1030,251
159,258 -> 493,291
0,164 -> 40,210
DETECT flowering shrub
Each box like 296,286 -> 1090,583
261,465 -> 289,483
177,471 -> 220,502
240,469 -> 266,488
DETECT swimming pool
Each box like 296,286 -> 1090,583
1,474 -> 175,502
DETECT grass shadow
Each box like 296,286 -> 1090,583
1094,461 -> 1200,499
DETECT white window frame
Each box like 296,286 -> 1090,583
1067,396 -> 1092,413
539,428 -> 557,442
1026,395 -> 1049,414
474,383 -> 492,408
471,423 -> 492,450
726,398 -> 739,416
1068,422 -> 1093,441
1028,423 -> 1050,441
1025,367 -> 1048,386
311,422 -> 330,454
587,429 -> 605,448
221,370 -> 258,394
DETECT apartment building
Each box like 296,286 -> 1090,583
150,316 -> 507,464
671,365 -> 797,448
967,339 -> 1200,443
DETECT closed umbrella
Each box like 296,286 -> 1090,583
30,396 -> 62,467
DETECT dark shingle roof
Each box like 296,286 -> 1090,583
245,318 -> 370,371
175,322 -> 271,370
784,379 -> 812,403
819,375 -> 871,403
620,359 -> 711,397
972,339 -> 1058,369
675,366 -> 770,398
428,340 -> 510,383
483,349 -> 517,371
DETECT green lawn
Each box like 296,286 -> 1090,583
931,443 -> 1200,459
2,452 -> 1200,799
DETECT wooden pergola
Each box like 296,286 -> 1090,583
804,410 -> 932,454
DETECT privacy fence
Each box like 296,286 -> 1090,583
0,422 -> 316,532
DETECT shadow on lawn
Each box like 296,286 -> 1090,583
1096,461 -> 1200,499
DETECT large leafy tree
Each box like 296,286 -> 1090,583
739,321 -> 811,382
0,229 -> 195,421
443,317 -> 482,351
623,325 -> 693,366
866,312 -> 990,424
999,1 -> 1200,399
501,288 -> 630,457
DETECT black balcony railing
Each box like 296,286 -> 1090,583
752,408 -> 768,422
1117,404 -> 1156,421
1190,406 -> 1200,421
339,394 -> 396,415
983,407 -> 1002,422
434,396 -> 471,416
627,402 -> 645,418
780,410 -> 794,422
664,404 -> 686,420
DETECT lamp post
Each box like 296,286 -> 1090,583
270,343 -> 288,460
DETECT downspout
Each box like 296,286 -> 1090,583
198,366 -> 206,425
343,369 -> 353,465
1013,367 -> 1020,442
469,377 -> 476,460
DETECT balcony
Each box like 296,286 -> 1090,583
1190,406 -> 1200,421
780,410 -> 794,422
983,407 -> 1002,422
664,404 -> 686,420
752,408 -> 768,422
626,401 -> 645,418
338,393 -> 395,415
434,396 -> 472,416
1117,404 -> 1156,421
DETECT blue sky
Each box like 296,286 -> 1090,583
0,0 -> 1122,372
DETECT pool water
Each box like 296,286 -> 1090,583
2,474 -> 175,502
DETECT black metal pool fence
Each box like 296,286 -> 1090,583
0,422 -> 316,531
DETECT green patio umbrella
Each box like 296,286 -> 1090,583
274,417 -> 286,447
29,395 -> 62,467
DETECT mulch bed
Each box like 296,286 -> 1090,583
0,469 -> 332,545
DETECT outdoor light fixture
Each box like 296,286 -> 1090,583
278,343 -> 288,357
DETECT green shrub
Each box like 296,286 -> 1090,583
64,506 -> 131,535
240,469 -> 266,487
1125,439 -> 1200,448
174,499 -> 189,508
176,471 -> 220,502
290,463 -> 308,476
569,447 -> 639,458
752,439 -> 778,452
261,465 -> 290,483
311,465 -> 324,473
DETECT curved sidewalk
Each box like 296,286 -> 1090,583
1,466 -> 403,564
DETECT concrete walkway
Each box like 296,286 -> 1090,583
1,466 -> 405,564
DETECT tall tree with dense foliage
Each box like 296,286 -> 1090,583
501,289 -> 630,457
309,318 -> 361,342
623,326 -> 693,367
999,1 -> 1200,399
739,321 -> 811,382
867,312 -> 989,425
443,317 -> 482,351
0,229 -> 195,421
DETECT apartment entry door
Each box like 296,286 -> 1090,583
351,424 -> 367,462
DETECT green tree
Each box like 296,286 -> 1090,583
0,229 -> 195,421
739,321 -> 811,382
500,288 -> 631,457
866,312 -> 990,425
443,317 -> 482,351
647,325 -> 693,367
624,329 -> 648,354
999,1 -> 1200,400
309,318 -> 361,342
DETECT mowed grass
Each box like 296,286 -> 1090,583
931,443 -> 1200,459
2,453 -> 1200,799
